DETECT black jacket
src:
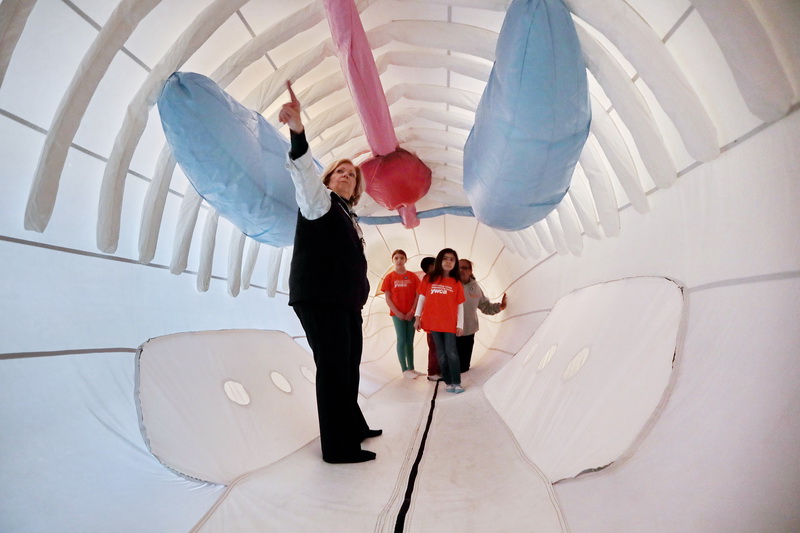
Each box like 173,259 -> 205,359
288,192 -> 369,310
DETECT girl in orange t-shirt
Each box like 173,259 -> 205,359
414,248 -> 466,393
380,249 -> 421,377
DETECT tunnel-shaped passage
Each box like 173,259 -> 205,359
131,278 -> 684,530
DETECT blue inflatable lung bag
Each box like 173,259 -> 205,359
158,72 -> 308,247
464,0 -> 591,231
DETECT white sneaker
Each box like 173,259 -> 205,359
453,385 -> 465,394
426,374 -> 441,382
403,370 -> 418,379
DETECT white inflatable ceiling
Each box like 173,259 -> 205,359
1,1 -> 799,532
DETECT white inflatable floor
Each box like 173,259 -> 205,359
1,277 -> 693,532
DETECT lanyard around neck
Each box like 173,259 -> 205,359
333,194 -> 365,251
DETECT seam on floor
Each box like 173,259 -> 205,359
393,380 -> 441,532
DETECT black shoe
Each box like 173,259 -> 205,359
362,428 -> 383,441
324,450 -> 377,464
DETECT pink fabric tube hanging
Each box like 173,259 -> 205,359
323,0 -> 397,155
323,0 -> 431,228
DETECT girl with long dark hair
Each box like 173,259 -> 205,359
414,248 -> 466,393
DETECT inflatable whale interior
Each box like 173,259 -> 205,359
1,0 -> 799,531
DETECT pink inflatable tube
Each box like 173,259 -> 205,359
324,0 -> 431,228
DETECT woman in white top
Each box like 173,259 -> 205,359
280,82 -> 381,464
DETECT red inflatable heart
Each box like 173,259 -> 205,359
360,148 -> 432,228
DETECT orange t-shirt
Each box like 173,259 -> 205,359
418,276 -> 465,334
380,270 -> 420,316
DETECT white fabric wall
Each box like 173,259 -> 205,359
543,110 -> 800,532
0,238 -> 300,354
480,107 -> 800,342
1,1 -> 799,531
557,278 -> 799,532
0,109 -> 303,355
0,352 -> 225,532
1,102 -> 798,533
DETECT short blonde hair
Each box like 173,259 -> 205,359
322,158 -> 364,206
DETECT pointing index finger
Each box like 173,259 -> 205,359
286,81 -> 299,105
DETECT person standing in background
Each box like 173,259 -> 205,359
381,249 -> 422,379
457,259 -> 507,372
415,249 -> 466,393
419,256 -> 441,381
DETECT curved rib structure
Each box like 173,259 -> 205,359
2,2 -> 799,532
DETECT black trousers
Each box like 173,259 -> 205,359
456,334 -> 475,372
293,303 -> 369,460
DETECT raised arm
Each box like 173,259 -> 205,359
478,289 -> 507,315
280,81 -> 330,220
278,81 -> 304,134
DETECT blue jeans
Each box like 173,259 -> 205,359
431,331 -> 461,386
391,315 -> 416,371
